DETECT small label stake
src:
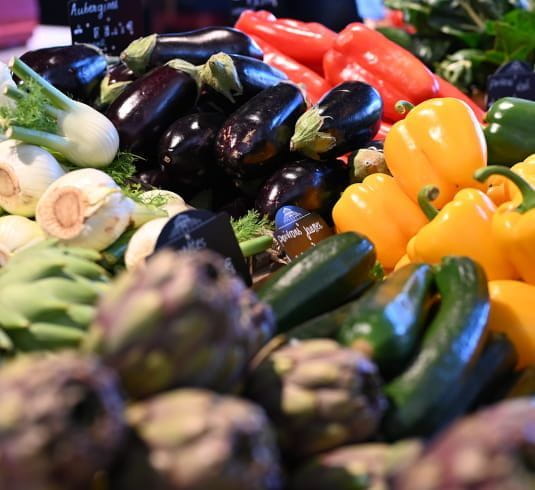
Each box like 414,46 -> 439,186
155,210 -> 252,286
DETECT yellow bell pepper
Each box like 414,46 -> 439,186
394,254 -> 411,271
486,154 -> 535,206
476,166 -> 535,285
384,98 -> 487,208
406,186 -> 516,281
332,173 -> 427,270
488,280 -> 535,368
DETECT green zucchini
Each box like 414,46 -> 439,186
99,228 -> 136,273
422,332 -> 517,437
337,264 -> 434,378
258,232 -> 376,332
383,256 -> 490,440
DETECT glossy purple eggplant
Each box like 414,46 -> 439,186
98,62 -> 138,108
255,159 -> 349,221
19,45 -> 107,103
107,62 -> 136,84
134,165 -> 168,189
199,54 -> 288,114
290,81 -> 383,160
106,65 -> 198,158
215,82 -> 307,179
121,27 -> 263,75
158,112 -> 226,193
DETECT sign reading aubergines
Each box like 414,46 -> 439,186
67,0 -> 144,55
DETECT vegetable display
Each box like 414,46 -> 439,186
484,97 -> 535,166
121,27 -> 263,75
384,97 -> 487,207
323,23 -> 439,122
290,81 -> 383,160
0,9 -> 535,490
19,45 -> 108,103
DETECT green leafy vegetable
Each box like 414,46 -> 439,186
486,9 -> 535,64
0,79 -> 57,133
62,152 -> 164,205
231,210 -> 274,243
385,1 -> 534,92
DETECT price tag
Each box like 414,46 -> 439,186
154,210 -> 252,286
487,61 -> 535,108
274,206 -> 333,260
67,0 -> 144,55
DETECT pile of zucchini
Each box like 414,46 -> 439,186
256,231 -> 519,439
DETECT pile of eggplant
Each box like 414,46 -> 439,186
20,27 -> 384,220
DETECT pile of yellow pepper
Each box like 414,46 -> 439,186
332,98 -> 535,368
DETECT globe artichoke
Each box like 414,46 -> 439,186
290,440 -> 422,490
87,249 -> 275,399
0,353 -> 125,490
120,389 -> 283,490
395,398 -> 535,490
247,339 -> 387,458
0,240 -> 109,354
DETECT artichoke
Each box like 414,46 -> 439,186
290,440 -> 422,490
119,388 -> 283,490
0,240 -> 109,354
395,398 -> 535,490
0,353 -> 125,490
87,249 -> 275,399
247,339 -> 387,458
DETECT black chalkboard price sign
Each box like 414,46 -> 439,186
487,61 -> 535,108
67,0 -> 144,55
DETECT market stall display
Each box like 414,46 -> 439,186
0,5 -> 535,489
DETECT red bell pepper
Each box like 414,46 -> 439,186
235,10 -> 336,74
434,75 -> 486,123
251,35 -> 331,105
323,23 -> 439,122
377,121 -> 392,140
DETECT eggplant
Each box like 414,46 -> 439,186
98,62 -> 138,108
107,62 -> 137,84
19,45 -> 107,103
158,112 -> 226,195
290,81 -> 383,160
215,82 -> 307,179
255,159 -> 349,221
134,165 -> 168,189
199,53 -> 288,114
121,27 -> 263,75
106,64 -> 198,158
215,195 -> 253,220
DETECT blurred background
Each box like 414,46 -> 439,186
0,0 -> 387,61
36,0 -> 378,31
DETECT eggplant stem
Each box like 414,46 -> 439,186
201,53 -> 243,103
240,235 -> 273,257
6,126 -> 69,153
9,57 -> 72,111
418,185 -> 440,221
475,166 -> 535,213
290,107 -> 336,160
